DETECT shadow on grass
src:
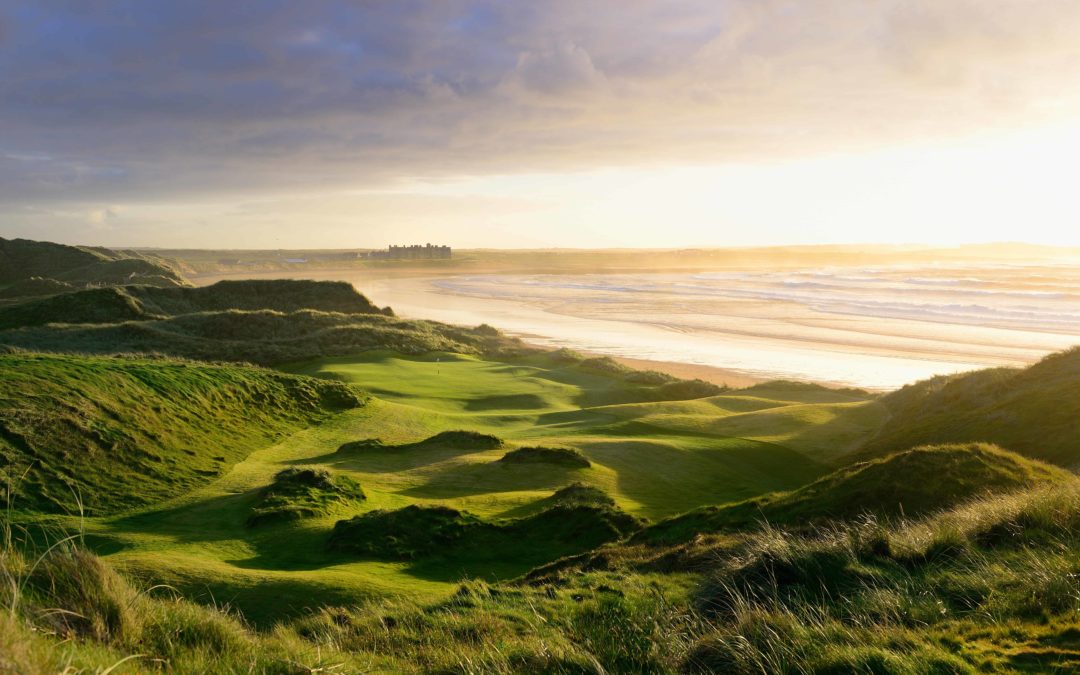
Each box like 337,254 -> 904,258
577,436 -> 827,520
463,393 -> 548,411
286,432 -> 506,474
399,461 -> 586,500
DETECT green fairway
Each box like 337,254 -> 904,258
44,350 -> 884,624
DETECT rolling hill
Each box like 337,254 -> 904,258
4,237 -> 1080,672
635,443 -> 1071,544
0,352 -> 364,515
0,278 -> 392,330
860,347 -> 1080,467
0,237 -> 187,292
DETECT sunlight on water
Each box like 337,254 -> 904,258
363,263 -> 1080,390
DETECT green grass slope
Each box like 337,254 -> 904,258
0,279 -> 390,330
0,287 -> 153,329
636,443 -> 1070,544
861,347 -> 1080,467
0,237 -> 186,290
0,237 -> 108,282
26,351 -> 857,624
0,352 -> 364,515
0,310 -> 524,365
128,279 -> 391,316
6,465 -> 1080,672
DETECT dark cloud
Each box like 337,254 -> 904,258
2,0 -> 1080,233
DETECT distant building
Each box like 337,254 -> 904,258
368,243 -> 451,260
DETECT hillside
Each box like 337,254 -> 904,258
0,309 -> 524,365
0,352 -> 364,515
7,238 -> 1080,672
861,347 -> 1080,467
635,443 -> 1070,544
5,462 -> 1080,672
0,278 -> 391,329
0,350 -> 861,624
0,237 -> 186,292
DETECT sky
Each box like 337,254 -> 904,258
2,1 -> 1080,249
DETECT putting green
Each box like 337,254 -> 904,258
78,351 -> 883,624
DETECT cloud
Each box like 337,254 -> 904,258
2,1 -> 1080,244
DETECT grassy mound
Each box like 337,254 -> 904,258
0,237 -> 113,283
55,257 -> 187,288
128,279 -> 390,316
0,287 -> 155,329
11,482 -> 1080,673
335,438 -> 386,454
546,482 -> 617,508
565,354 -> 727,402
682,479 -> 1080,673
0,310 -> 526,365
860,347 -> 1080,467
0,237 -> 186,290
327,505 -> 489,559
637,443 -> 1068,544
499,446 -> 591,468
417,430 -> 503,449
335,431 -> 503,456
0,277 -> 75,300
247,467 -> 365,527
0,352 -> 364,514
0,279 -> 390,330
329,501 -> 643,562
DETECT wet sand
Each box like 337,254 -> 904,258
194,264 -> 1080,391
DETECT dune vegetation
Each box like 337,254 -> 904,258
0,236 -> 187,294
2,238 -> 1080,672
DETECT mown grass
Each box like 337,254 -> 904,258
0,348 -> 869,627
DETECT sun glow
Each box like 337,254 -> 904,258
394,122 -> 1080,248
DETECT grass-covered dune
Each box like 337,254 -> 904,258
0,276 -> 76,299
6,471 -> 1080,672
636,443 -> 1071,544
0,236 -> 186,292
861,347 -> 1080,467
247,467 -> 366,527
498,445 -> 592,468
0,287 -> 151,329
0,279 -> 391,330
0,352 -> 364,515
328,498 -> 642,563
0,309 -> 524,366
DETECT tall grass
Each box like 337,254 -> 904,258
3,481 -> 1080,672
682,481 -> 1080,673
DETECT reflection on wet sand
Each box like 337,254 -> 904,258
196,264 -> 1080,390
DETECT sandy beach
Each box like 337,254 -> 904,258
195,263 -> 1080,391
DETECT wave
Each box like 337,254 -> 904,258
433,266 -> 1080,334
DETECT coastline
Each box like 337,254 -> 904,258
191,267 -> 1071,391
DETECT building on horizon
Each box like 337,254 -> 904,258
368,243 -> 451,260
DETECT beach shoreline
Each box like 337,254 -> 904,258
192,266 -> 1076,391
